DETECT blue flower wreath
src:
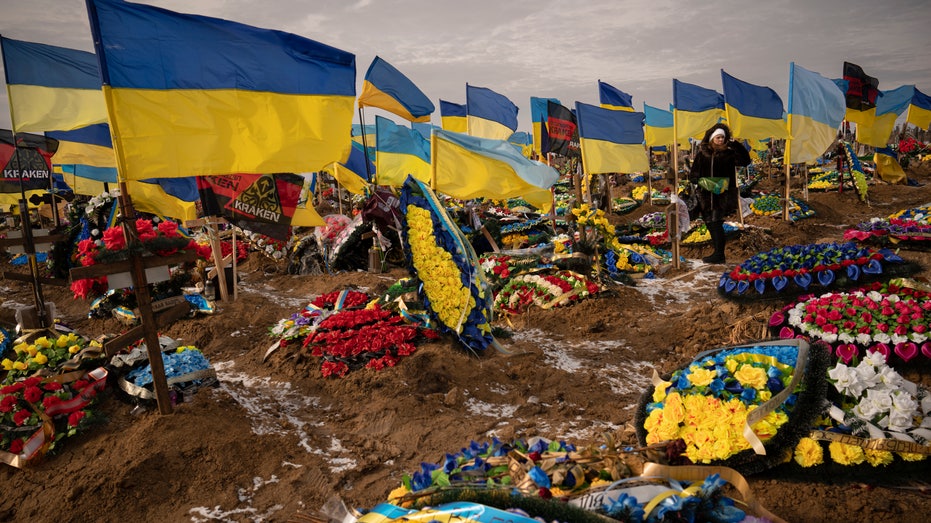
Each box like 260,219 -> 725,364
718,241 -> 910,300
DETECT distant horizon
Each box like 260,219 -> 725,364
1,0 -> 928,135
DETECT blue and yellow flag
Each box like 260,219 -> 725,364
785,63 -> 846,165
431,129 -> 558,212
0,36 -> 107,133
643,103 -> 676,148
531,96 -> 560,157
575,101 -> 649,174
598,80 -> 634,111
375,116 -> 431,187
672,79 -> 725,143
721,69 -> 789,140
906,87 -> 931,131
857,85 -> 914,147
358,56 -> 434,123
46,124 -> 116,169
329,142 -> 373,195
722,70 -> 787,141
439,100 -> 467,133
47,124 -> 198,220
873,147 -> 907,184
86,0 -> 355,181
352,123 -> 377,160
466,84 -> 518,140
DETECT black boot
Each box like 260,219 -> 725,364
702,221 -> 726,264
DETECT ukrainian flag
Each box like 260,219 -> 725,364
785,63 -> 846,165
375,116 -> 431,187
431,129 -> 558,212
508,131 -> 533,158
352,123 -> 377,160
857,85 -> 914,147
358,56 -> 434,123
46,124 -> 116,169
0,36 -> 107,133
598,80 -> 634,111
85,0 -> 356,181
643,103 -> 677,148
873,147 -> 907,184
531,96 -> 560,157
906,87 -> 931,130
466,84 -> 518,140
329,142 -> 374,195
722,70 -> 787,141
576,102 -> 649,175
48,125 -> 198,220
673,79 -> 725,143
440,100 -> 467,133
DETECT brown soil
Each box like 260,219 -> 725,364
2,165 -> 931,523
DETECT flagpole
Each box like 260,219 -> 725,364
784,133 -> 792,221
671,110 -> 681,269
99,80 -> 175,415
357,106 -> 374,188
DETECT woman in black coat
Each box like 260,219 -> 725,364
688,123 -> 751,263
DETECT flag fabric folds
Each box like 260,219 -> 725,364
85,0 -> 355,181
197,173 -> 313,239
431,129 -> 558,211
329,141 -> 373,195
358,56 -> 434,123
47,124 -> 198,220
466,85 -> 518,140
439,100 -> 467,133
575,101 -> 648,174
375,115 -> 431,187
672,79 -> 725,143
906,87 -> 931,130
0,36 -> 108,133
855,85 -> 914,147
785,63 -> 846,165
721,70 -> 787,141
643,103 -> 676,148
843,61 -> 880,125
545,101 -> 580,158
598,80 -> 634,111
531,96 -> 560,157
46,124 -> 116,168
873,147 -> 907,184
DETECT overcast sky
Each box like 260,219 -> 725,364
1,0 -> 929,133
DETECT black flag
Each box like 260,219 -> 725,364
545,101 -> 580,158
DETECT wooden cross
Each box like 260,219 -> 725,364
0,199 -> 68,329
184,216 -> 238,301
68,187 -> 194,415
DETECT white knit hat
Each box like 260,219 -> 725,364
710,128 -> 726,140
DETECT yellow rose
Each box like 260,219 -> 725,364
13,361 -> 28,371
33,352 -> 49,365
794,438 -> 824,468
724,358 -> 738,374
1,358 -> 13,371
34,336 -> 51,348
56,335 -> 70,348
687,366 -> 716,387
13,342 -> 29,354
734,364 -> 767,389
69,345 -> 82,354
